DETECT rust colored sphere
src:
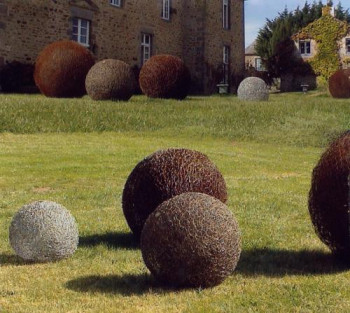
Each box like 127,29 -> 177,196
122,148 -> 228,239
329,69 -> 350,99
309,131 -> 350,258
139,54 -> 190,100
141,192 -> 241,288
34,40 -> 95,98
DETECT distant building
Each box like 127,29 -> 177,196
292,6 -> 350,70
0,0 -> 245,94
244,40 -> 264,72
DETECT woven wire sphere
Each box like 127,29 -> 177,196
309,131 -> 350,258
141,192 -> 241,288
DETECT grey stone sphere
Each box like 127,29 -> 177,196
237,77 -> 269,101
9,201 -> 79,262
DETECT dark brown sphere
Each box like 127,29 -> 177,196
329,69 -> 350,99
85,59 -> 136,101
309,131 -> 350,258
139,54 -> 190,100
34,40 -> 95,98
122,148 -> 228,239
141,192 -> 241,288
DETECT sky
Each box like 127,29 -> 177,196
244,0 -> 335,47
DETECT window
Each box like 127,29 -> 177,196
141,33 -> 152,65
299,40 -> 311,56
223,0 -> 230,29
110,0 -> 121,7
346,38 -> 350,54
223,45 -> 230,65
222,45 -> 230,84
72,18 -> 90,47
161,0 -> 170,20
255,58 -> 264,71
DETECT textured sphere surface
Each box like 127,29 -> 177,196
329,69 -> 350,99
237,77 -> 269,101
34,40 -> 95,98
141,192 -> 241,288
309,131 -> 350,258
139,54 -> 190,100
85,59 -> 136,101
122,148 -> 228,239
9,201 -> 79,262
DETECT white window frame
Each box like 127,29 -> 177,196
255,57 -> 263,71
346,38 -> 350,55
110,0 -> 121,7
161,0 -> 170,20
299,40 -> 311,56
223,0 -> 230,29
141,33 -> 152,65
72,18 -> 90,47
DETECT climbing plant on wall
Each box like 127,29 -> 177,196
295,10 -> 348,79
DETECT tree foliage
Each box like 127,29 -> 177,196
255,1 -> 350,78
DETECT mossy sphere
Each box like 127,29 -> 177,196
329,69 -> 350,99
139,54 -> 190,100
309,131 -> 350,258
122,148 -> 228,239
141,192 -> 241,288
34,40 -> 95,98
85,59 -> 136,101
9,201 -> 79,262
237,77 -> 269,101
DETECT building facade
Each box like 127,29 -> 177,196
0,0 -> 245,94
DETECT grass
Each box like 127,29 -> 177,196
1,92 -> 350,312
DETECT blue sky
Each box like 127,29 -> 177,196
244,0 -> 333,46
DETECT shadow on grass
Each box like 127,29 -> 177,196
79,232 -> 139,250
0,253 -> 30,266
66,273 -> 172,296
236,248 -> 350,277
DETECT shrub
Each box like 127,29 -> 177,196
0,61 -> 38,93
141,192 -> 241,288
328,69 -> 350,99
34,40 -> 95,98
85,59 -> 136,101
9,201 -> 79,262
139,54 -> 190,100
122,148 -> 227,239
309,131 -> 350,259
237,77 -> 269,101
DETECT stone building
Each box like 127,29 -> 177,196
0,0 -> 245,94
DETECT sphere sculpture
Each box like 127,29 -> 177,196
9,201 -> 79,262
85,59 -> 136,101
122,148 -> 228,239
309,131 -> 350,258
34,40 -> 95,98
139,54 -> 190,100
237,77 -> 269,101
328,69 -> 350,99
141,192 -> 241,288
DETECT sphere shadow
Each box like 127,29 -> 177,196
236,248 -> 350,277
0,253 -> 34,266
78,231 -> 139,250
65,273 -> 177,296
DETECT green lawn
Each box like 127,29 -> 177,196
1,92 -> 350,312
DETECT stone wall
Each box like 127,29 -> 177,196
0,0 -> 245,94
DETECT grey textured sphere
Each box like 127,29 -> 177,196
85,59 -> 136,101
122,148 -> 228,239
141,192 -> 241,288
9,201 -> 79,262
237,77 -> 269,101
